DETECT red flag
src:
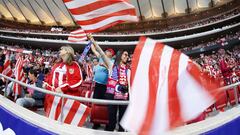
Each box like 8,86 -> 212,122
2,52 -> 13,81
121,37 -> 221,134
68,28 -> 87,42
85,63 -> 93,81
13,57 -> 25,97
63,0 -> 138,33
45,95 -> 91,127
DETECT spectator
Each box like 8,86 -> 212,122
0,48 -> 5,73
104,50 -> 130,132
90,36 -> 115,129
92,57 -> 99,67
43,45 -> 83,116
16,69 -> 45,108
43,45 -> 82,96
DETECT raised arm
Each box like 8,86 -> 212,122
90,42 -> 100,58
87,34 -> 113,70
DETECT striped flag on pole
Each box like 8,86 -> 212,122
121,37 -> 221,134
68,28 -> 87,42
79,41 -> 92,63
2,52 -> 13,80
13,56 -> 25,97
63,0 -> 138,33
45,95 -> 91,127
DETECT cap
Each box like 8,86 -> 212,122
106,48 -> 115,56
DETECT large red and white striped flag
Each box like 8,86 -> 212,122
13,56 -> 25,97
121,37 -> 221,134
45,95 -> 91,127
63,0 -> 138,33
2,52 -> 13,80
68,28 -> 87,42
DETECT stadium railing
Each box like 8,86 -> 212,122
0,73 -> 240,134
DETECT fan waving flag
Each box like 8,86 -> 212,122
13,56 -> 25,97
68,28 -> 87,42
45,95 -> 91,127
2,52 -> 13,81
79,41 -> 92,63
63,0 -> 138,33
121,37 -> 221,135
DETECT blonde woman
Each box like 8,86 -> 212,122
43,46 -> 83,115
43,45 -> 83,96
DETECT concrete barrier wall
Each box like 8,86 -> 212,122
1,94 -> 240,135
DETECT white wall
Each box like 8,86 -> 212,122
197,0 -> 211,8
163,0 -> 175,16
174,0 -> 188,13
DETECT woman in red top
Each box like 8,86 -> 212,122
44,46 -> 83,113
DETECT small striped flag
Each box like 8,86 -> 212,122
68,28 -> 87,42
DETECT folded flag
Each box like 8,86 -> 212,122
13,56 -> 25,98
45,95 -> 91,127
2,52 -> 13,81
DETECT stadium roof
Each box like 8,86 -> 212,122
0,0 -> 227,26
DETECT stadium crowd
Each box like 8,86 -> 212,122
179,31 -> 240,52
0,37 -> 240,131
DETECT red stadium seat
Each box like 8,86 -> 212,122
227,88 -> 239,105
80,90 -> 93,107
215,91 -> 228,112
90,104 -> 109,125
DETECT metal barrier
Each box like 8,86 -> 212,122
0,74 -> 129,105
1,73 -> 240,124
1,73 -> 240,105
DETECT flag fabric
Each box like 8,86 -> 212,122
85,63 -> 93,81
63,0 -> 138,33
13,56 -> 25,97
79,41 -> 92,63
68,28 -> 87,42
2,52 -> 13,81
37,56 -> 44,65
45,95 -> 91,127
121,37 -> 221,135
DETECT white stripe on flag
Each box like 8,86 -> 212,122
69,33 -> 86,37
49,96 -> 61,119
73,2 -> 135,21
151,46 -> 173,134
70,29 -> 85,34
65,0 -> 96,9
57,99 -> 74,121
68,37 -> 88,42
79,15 -> 138,31
177,54 -> 214,120
71,103 -> 87,126
121,38 -> 156,132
